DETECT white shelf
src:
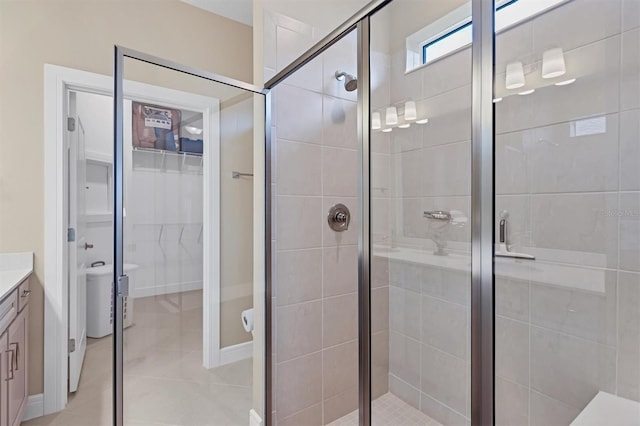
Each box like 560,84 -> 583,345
131,147 -> 202,174
86,151 -> 112,165
86,212 -> 112,223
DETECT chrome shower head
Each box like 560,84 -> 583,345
335,70 -> 358,92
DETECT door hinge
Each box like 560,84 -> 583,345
69,338 -> 76,353
67,228 -> 76,242
67,117 -> 76,131
118,275 -> 130,297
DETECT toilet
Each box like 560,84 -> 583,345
86,262 -> 138,338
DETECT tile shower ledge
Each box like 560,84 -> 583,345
570,391 -> 640,426
374,246 -> 607,294
0,252 -> 33,300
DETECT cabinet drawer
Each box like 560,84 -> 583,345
17,279 -> 30,312
0,291 -> 17,333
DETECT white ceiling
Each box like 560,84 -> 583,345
180,0 -> 371,30
180,0 -> 253,26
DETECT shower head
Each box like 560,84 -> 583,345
335,70 -> 358,92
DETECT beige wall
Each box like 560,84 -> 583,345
0,0 -> 252,395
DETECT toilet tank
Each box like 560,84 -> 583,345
86,263 -> 138,338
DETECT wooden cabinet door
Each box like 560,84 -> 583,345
7,306 -> 27,426
0,332 -> 8,426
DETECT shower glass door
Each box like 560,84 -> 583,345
494,0 -> 640,425
265,25 -> 362,425
368,0 -> 473,424
114,48 -> 267,425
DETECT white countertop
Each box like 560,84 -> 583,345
0,252 -> 33,301
571,392 -> 640,425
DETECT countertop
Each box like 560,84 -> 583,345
0,252 -> 33,301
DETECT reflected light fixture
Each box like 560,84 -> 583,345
382,128 -> 393,133
505,61 -> 525,89
372,112 -> 381,130
542,48 -> 566,79
185,126 -> 203,135
398,123 -> 411,129
416,118 -> 429,124
493,97 -> 503,103
518,89 -> 535,95
555,78 -> 576,86
385,106 -> 398,125
404,101 -> 417,121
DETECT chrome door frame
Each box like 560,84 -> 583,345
358,16 -> 372,426
471,0 -> 496,424
113,46 -> 269,426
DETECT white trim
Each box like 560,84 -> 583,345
202,83 -> 221,369
23,393 -> 44,421
220,341 -> 253,365
43,64 -> 222,415
44,64 -> 71,415
133,281 -> 203,298
249,408 -> 263,426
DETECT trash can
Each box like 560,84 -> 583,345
86,262 -> 137,338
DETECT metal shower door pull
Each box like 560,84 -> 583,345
328,203 -> 350,232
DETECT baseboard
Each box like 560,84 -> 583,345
249,409 -> 262,426
23,393 -> 44,421
220,341 -> 253,365
133,281 -> 202,298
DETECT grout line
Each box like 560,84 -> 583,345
497,314 -> 618,350
527,265 -> 532,426
320,55 -> 326,424
615,1 -> 624,397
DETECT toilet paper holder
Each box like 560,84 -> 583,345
241,308 -> 254,334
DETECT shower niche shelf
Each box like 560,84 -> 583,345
131,147 -> 203,174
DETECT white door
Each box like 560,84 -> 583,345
68,91 -> 88,393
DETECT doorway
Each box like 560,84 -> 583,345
40,64 -> 264,425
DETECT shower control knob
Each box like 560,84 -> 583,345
328,204 -> 350,232
334,212 -> 348,223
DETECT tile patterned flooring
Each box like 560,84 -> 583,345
328,393 -> 442,426
24,291 -> 253,426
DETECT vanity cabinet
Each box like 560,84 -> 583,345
0,277 -> 29,426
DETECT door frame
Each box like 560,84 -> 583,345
43,64 -> 223,416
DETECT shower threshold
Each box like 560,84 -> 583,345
328,392 -> 442,426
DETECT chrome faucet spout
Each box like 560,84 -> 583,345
496,210 -> 535,260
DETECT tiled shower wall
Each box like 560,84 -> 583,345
264,11 -> 391,425
493,1 -> 640,424
380,0 -> 640,425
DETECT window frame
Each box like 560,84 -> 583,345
420,0 -> 520,65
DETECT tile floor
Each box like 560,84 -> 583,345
327,393 -> 442,426
24,290 -> 253,426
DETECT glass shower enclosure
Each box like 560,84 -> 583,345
113,48 -> 269,425
109,0 -> 640,424
264,0 -> 640,424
